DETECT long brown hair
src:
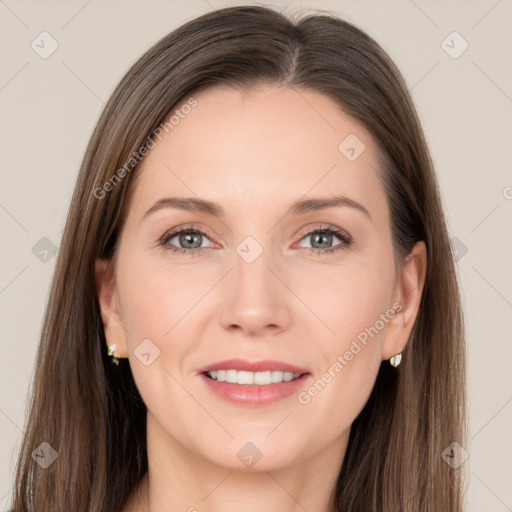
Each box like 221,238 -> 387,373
11,5 -> 467,511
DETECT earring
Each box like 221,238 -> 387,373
107,343 -> 121,366
389,351 -> 402,367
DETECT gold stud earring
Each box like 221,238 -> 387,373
389,351 -> 402,367
107,343 -> 121,366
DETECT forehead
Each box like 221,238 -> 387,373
127,85 -> 385,220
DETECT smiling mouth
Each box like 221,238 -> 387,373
204,369 -> 306,385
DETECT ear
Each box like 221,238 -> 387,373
382,241 -> 427,360
95,258 -> 128,358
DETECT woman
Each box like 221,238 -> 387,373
11,5 -> 467,511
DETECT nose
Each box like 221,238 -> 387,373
219,247 -> 292,337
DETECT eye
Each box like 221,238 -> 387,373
159,224 -> 214,256
295,225 -> 352,256
158,223 -> 352,256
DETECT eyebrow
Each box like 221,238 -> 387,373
142,194 -> 371,221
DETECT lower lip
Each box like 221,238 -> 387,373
199,373 -> 311,406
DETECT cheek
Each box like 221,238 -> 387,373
119,257 -> 211,341
299,256 -> 395,347
295,260 -> 395,414
117,260 -> 205,426
116,256 -> 215,400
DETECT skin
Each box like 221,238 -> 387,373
95,85 -> 426,512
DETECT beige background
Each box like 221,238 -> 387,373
1,1 -> 511,510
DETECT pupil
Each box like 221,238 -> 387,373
312,232 -> 331,249
180,232 -> 201,249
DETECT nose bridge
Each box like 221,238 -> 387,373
234,238 -> 273,295
219,234 -> 290,334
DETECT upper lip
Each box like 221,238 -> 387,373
196,358 -> 310,375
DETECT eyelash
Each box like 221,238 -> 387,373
158,223 -> 352,257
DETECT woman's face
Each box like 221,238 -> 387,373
96,85 -> 425,472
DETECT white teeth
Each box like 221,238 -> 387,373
254,371 -> 271,385
206,369 -> 302,385
225,369 -> 238,384
271,371 -> 285,383
238,370 -> 255,385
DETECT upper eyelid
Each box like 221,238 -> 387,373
296,224 -> 351,241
